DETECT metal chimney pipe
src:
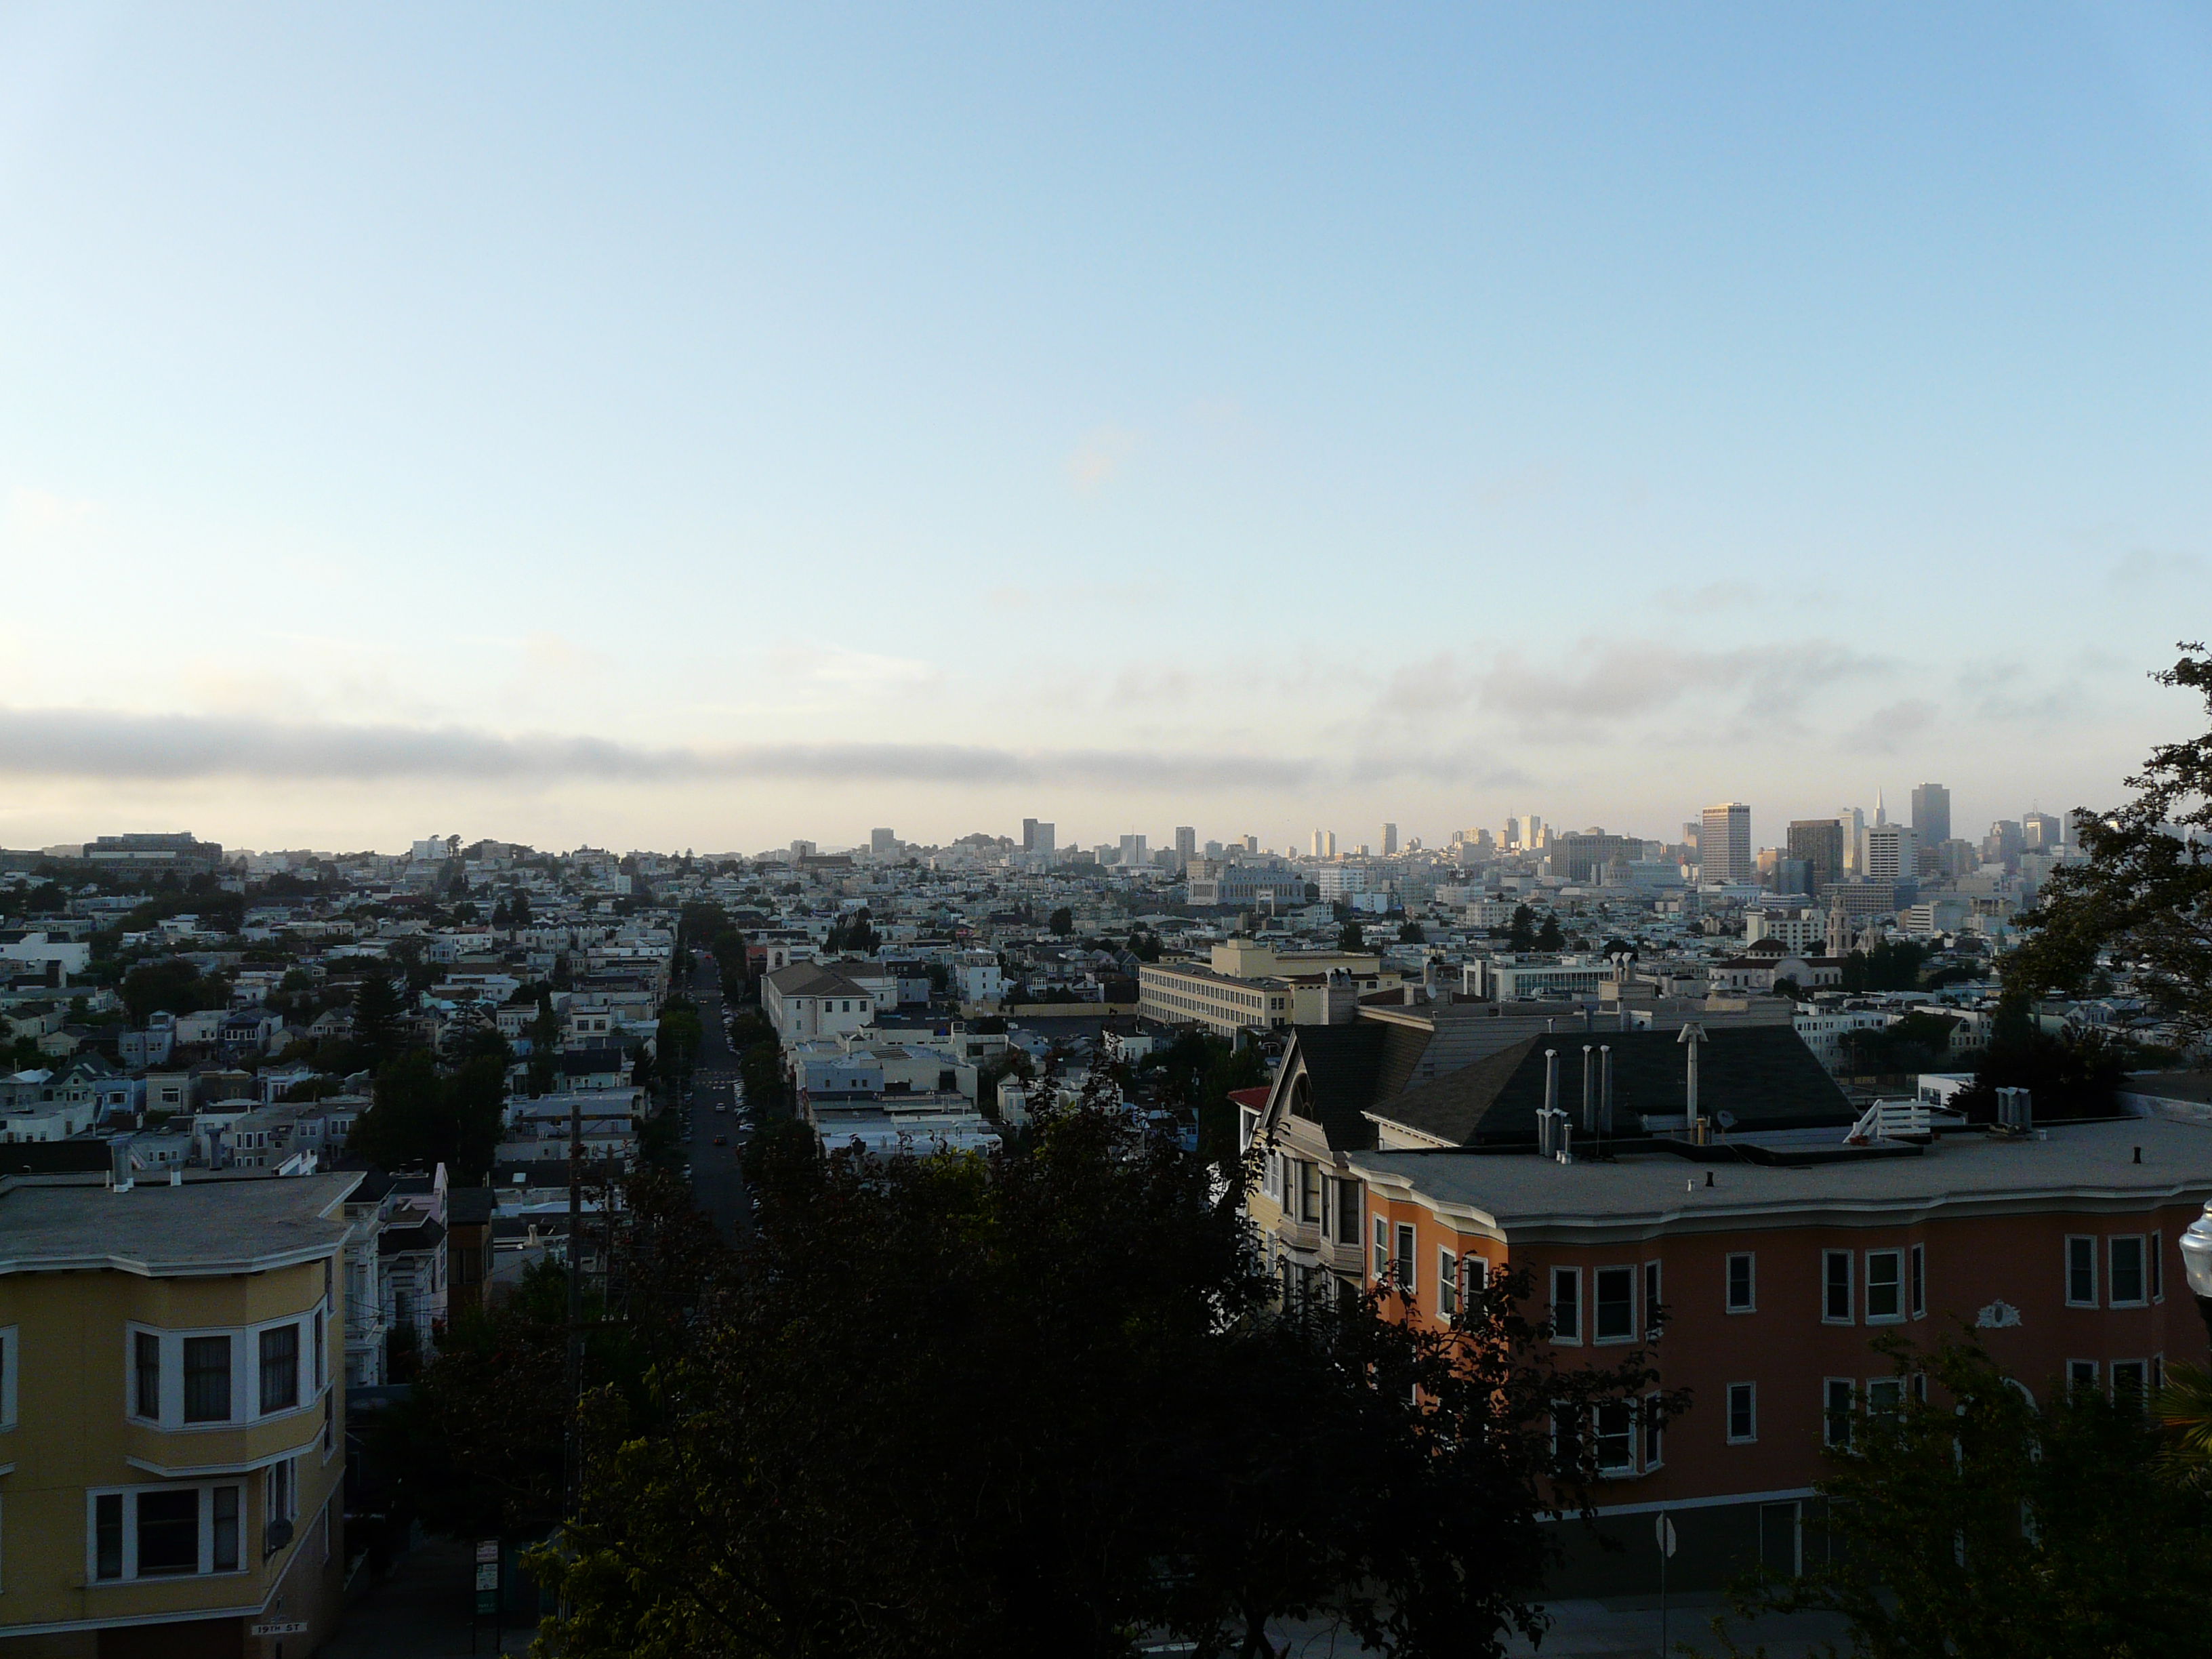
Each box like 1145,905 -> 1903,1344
1581,1045 -> 1595,1134
1601,1045 -> 1614,1135
1543,1048 -> 1559,1154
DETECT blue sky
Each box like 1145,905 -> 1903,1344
2,3 -> 2207,854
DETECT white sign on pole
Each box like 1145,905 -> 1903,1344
1654,1513 -> 1677,1558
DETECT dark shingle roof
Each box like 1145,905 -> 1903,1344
1282,1022 -> 1435,1151
1369,1024 -> 1856,1147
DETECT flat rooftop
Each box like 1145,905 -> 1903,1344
1347,1116 -> 2212,1240
0,1171 -> 361,1276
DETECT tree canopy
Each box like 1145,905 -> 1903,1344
2005,644 -> 2212,1044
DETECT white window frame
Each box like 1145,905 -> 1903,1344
1725,1251 -> 1757,1314
1865,1250 -> 1905,1324
1822,1378 -> 1856,1448
2065,1358 -> 2098,1391
2110,1358 -> 2150,1403
1643,1259 -> 1662,1337
1551,1266 -> 1582,1345
1642,1391 -> 1665,1470
0,1324 -> 16,1430
85,1481 -> 249,1584
1593,1400 -> 1637,1476
124,1312 -> 321,1431
1437,1246 -> 1460,1319
2108,1235 -> 2149,1309
1821,1250 -> 1853,1324
2064,1235 -> 2097,1307
2151,1231 -> 2165,1302
1910,1243 -> 1925,1319
1395,1223 -> 1416,1294
1372,1216 -> 1389,1284
1725,1380 -> 1757,1443
1593,1265 -> 1637,1344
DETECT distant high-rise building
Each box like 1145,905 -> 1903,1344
1984,820 -> 2023,870
1029,821 -> 1057,857
790,840 -> 817,861
1381,822 -> 1399,856
1119,834 -> 1148,869
1243,834 -> 1259,854
1786,819 -> 1845,892
1837,806 -> 1866,874
1312,828 -> 1326,857
869,827 -> 897,856
1700,802 -> 1753,884
1175,826 -> 1197,866
1021,817 -> 1039,850
1866,823 -> 1917,883
1910,783 -> 1951,850
2021,811 -> 2062,853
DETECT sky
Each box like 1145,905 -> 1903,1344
1,3 -> 2208,857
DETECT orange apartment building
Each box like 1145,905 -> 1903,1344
1242,1018 -> 2212,1592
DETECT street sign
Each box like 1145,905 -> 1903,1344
1654,1513 -> 1677,1557
251,1622 -> 308,1636
476,1539 -> 501,1564
476,1563 -> 500,1591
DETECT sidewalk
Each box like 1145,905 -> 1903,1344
321,1536 -> 535,1658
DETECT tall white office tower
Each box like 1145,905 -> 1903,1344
1700,802 -> 1753,884
1380,822 -> 1399,856
1837,806 -> 1866,874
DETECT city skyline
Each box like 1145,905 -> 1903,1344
2,7 -> 2206,849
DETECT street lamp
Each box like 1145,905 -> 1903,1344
2179,1201 -> 2212,1346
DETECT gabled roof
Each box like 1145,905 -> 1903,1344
1269,1021 -> 1435,1152
764,962 -> 873,1000
1367,1024 -> 1856,1147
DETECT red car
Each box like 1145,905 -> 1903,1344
713,1134 -> 727,1146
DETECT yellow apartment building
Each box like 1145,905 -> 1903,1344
0,1171 -> 359,1659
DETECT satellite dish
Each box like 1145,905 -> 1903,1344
1717,1111 -> 1738,1130
265,1519 -> 294,1553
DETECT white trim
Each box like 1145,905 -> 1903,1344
2108,1234 -> 2150,1308
1589,1484 -> 1818,1519
1593,1265 -> 1637,1345
126,1416 -> 323,1478
1821,1250 -> 1854,1324
1725,1380 -> 1757,1443
2064,1234 -> 2099,1307
1864,1248 -> 1905,1324
1725,1250 -> 1757,1313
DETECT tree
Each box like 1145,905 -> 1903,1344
1049,907 -> 1074,937
1535,914 -> 1563,951
348,1051 -> 507,1181
1338,919 -> 1365,951
1507,905 -> 1536,950
1721,1332 -> 2212,1659
1398,920 -> 1425,944
121,959 -> 222,1025
349,972 -> 407,1068
2004,644 -> 2212,1044
531,1099 -> 1669,1659
1949,1004 -> 2126,1121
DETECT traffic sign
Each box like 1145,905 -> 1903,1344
251,1622 -> 308,1636
1654,1513 -> 1677,1558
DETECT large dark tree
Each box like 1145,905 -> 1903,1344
1723,1332 -> 2212,1659
349,971 -> 407,1067
347,1050 -> 506,1181
2005,644 -> 2212,1045
531,1096 -> 1667,1659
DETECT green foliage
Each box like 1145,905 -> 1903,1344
1398,919 -> 1425,943
347,1050 -> 506,1181
121,959 -> 226,1025
348,971 -> 407,1068
1842,1009 -> 1961,1076
1534,914 -> 1563,951
2006,645 -> 2212,1044
1721,1332 -> 2212,1659
531,1101 -> 1666,1659
1950,1005 -> 2126,1121
1507,905 -> 1536,950
1839,938 -> 1931,992
1338,919 -> 1365,951
737,1037 -> 787,1119
1048,906 -> 1073,936
825,908 -> 881,954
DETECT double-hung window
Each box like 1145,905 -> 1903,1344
1594,1267 -> 1636,1343
1822,1251 -> 1853,1323
1437,1247 -> 1460,1319
2066,1236 -> 2097,1306
2066,1358 -> 2099,1392
1593,1401 -> 1635,1474
1643,1261 -> 1663,1337
259,1324 -> 301,1414
1395,1224 -> 1416,1293
182,1336 -> 231,1424
1551,1267 -> 1582,1344
1642,1393 -> 1666,1469
1822,1379 -> 1856,1448
2110,1237 -> 2148,1307
1726,1381 -> 1757,1443
1866,1251 -> 1904,1323
134,1332 -> 162,1420
2111,1359 -> 2150,1408
1726,1251 -> 1755,1313
1909,1244 -> 1925,1318
1372,1217 -> 1389,1284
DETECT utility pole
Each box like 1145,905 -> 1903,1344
565,1084 -> 583,1517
